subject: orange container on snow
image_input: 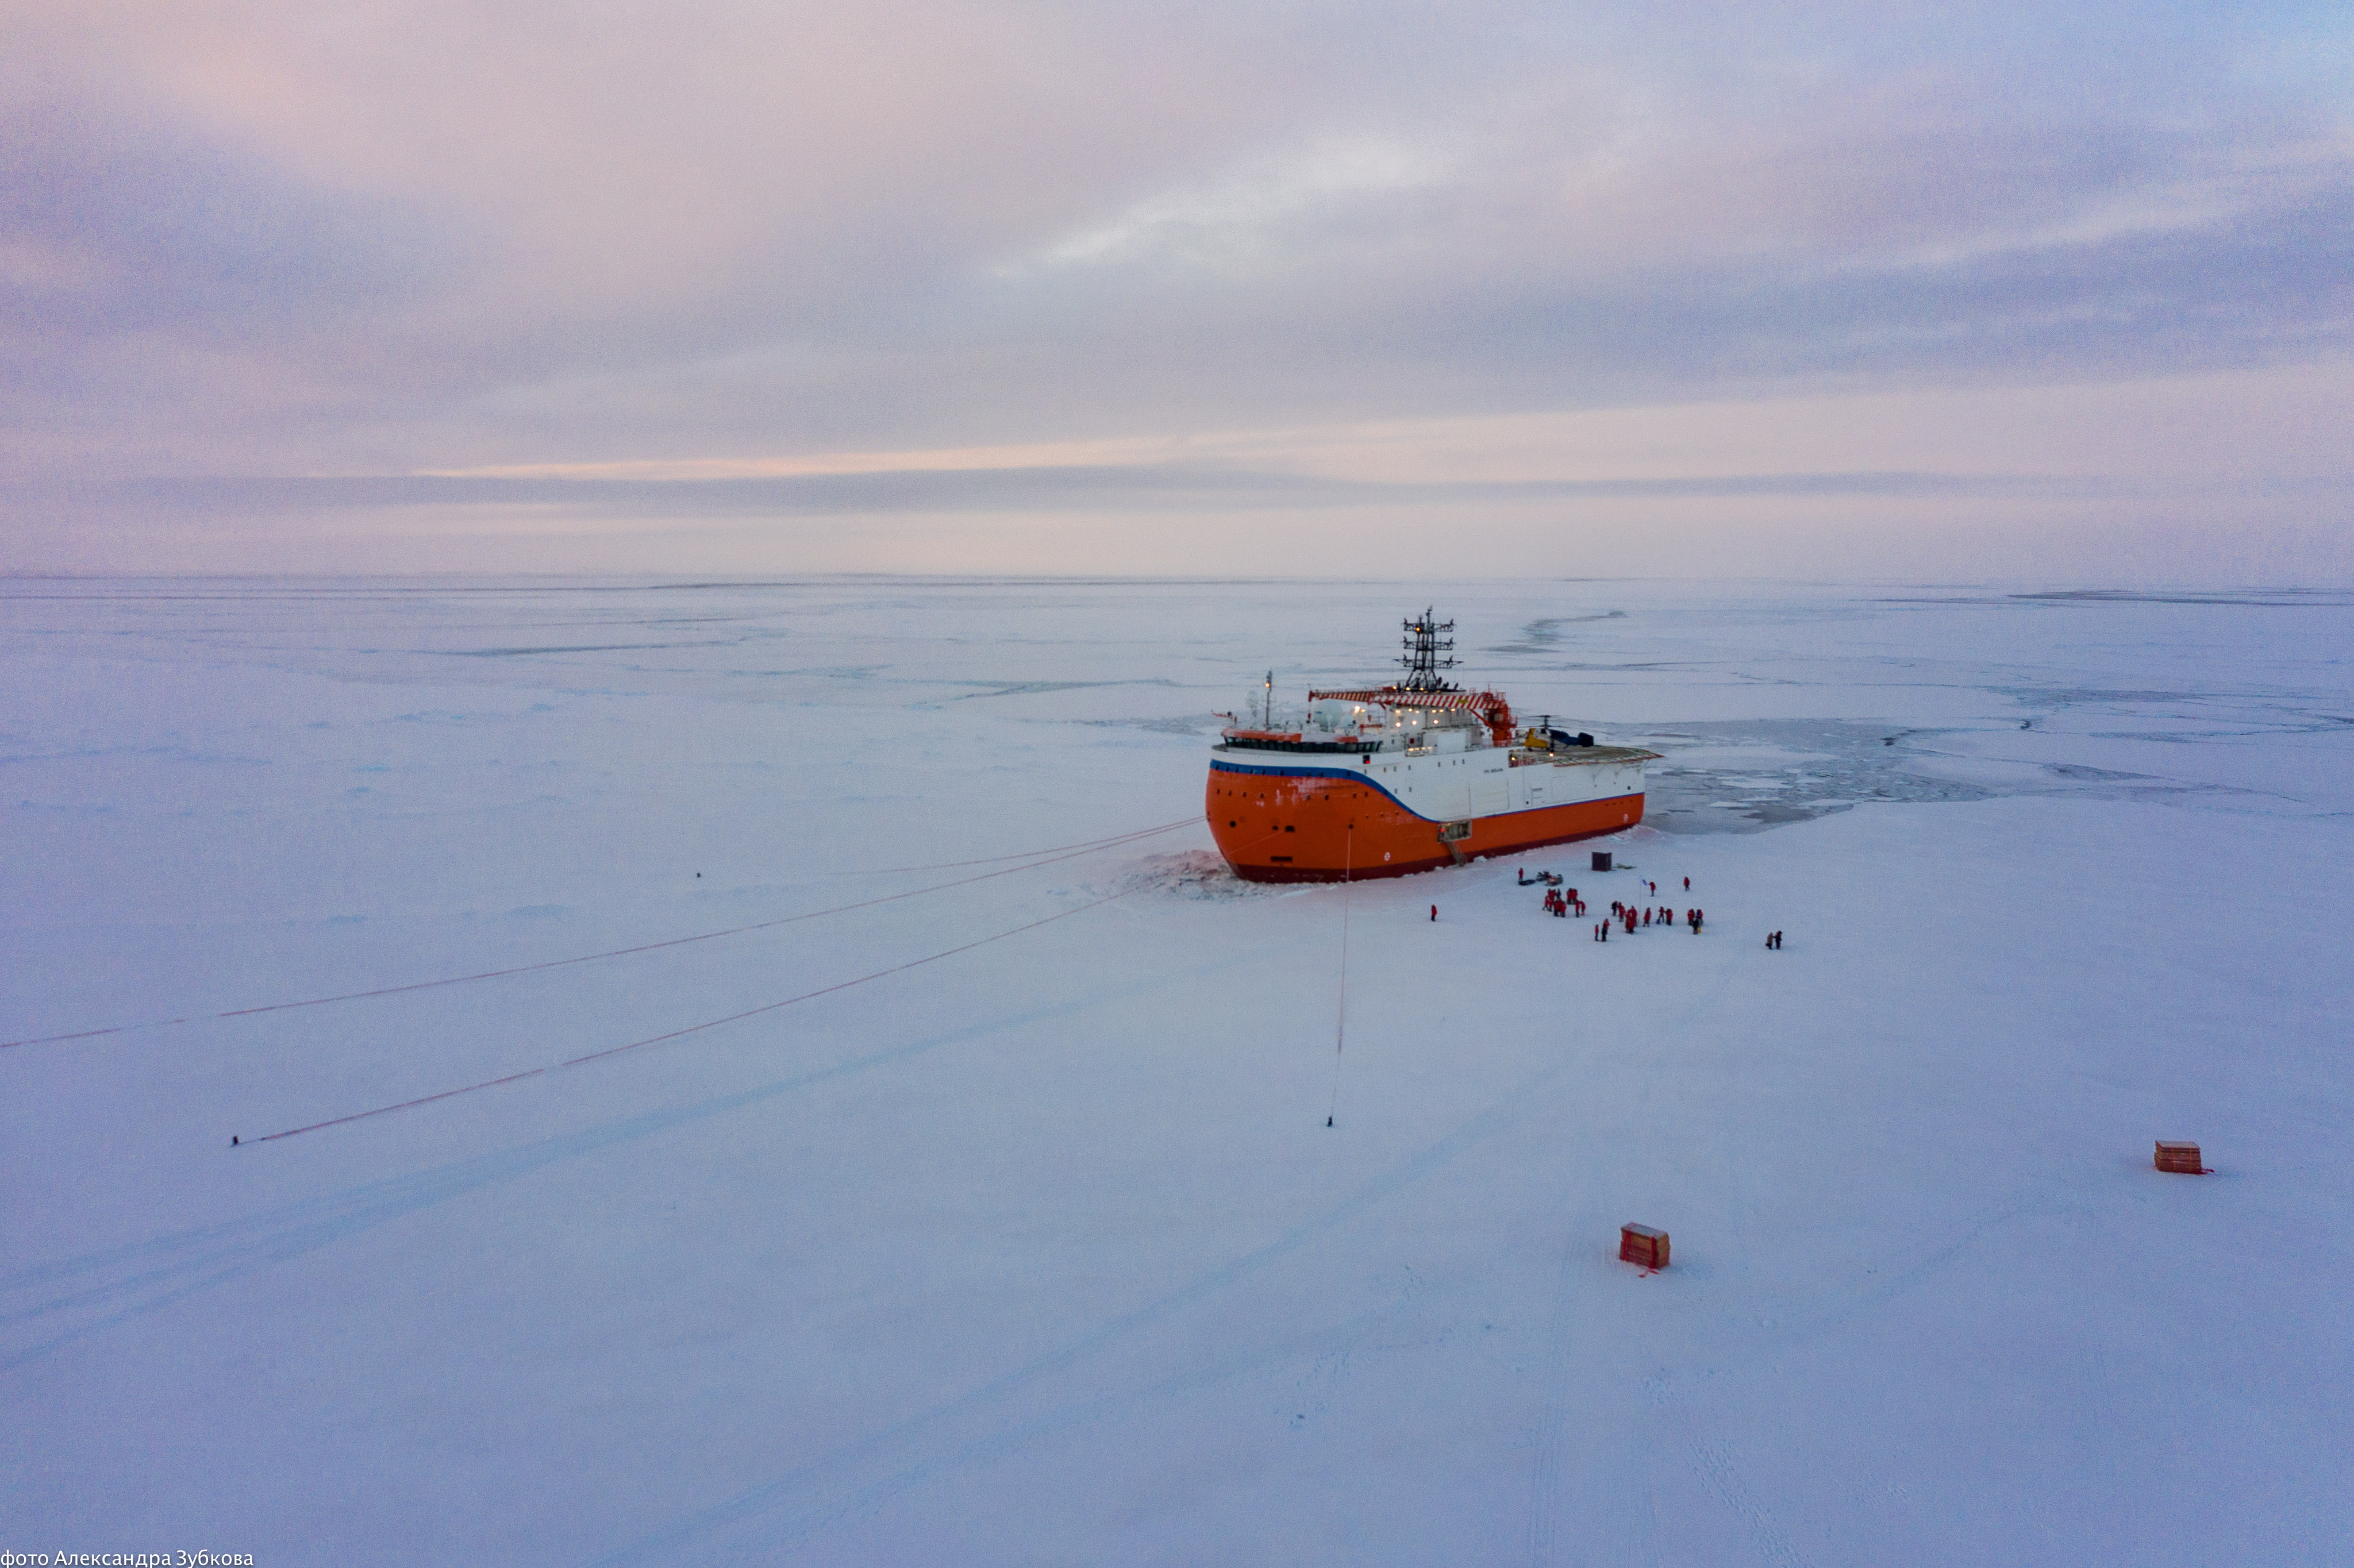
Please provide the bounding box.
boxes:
[1620,1224,1670,1269]
[2155,1141,2206,1174]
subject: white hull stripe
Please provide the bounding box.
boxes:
[1209,756,1640,826]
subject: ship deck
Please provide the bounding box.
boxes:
[1216,741,1661,766]
[1512,745,1661,766]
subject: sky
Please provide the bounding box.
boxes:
[3,1,2350,579]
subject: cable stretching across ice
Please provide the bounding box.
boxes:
[239,820,1290,1146]
[1,818,1201,1051]
[236,881,1151,1145]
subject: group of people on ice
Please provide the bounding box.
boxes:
[1591,899,1703,940]
[1524,861,1784,950]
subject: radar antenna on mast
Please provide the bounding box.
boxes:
[1397,609,1459,692]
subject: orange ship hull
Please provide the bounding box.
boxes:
[1207,759,1643,882]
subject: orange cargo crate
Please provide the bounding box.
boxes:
[1620,1223,1670,1269]
[2155,1141,2206,1175]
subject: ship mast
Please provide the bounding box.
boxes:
[1396,609,1459,693]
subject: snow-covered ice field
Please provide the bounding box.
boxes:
[5,576,2351,1566]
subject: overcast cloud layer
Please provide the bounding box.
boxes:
[3,2,2351,576]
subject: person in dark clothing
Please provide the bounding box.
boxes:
[1683,877,1690,891]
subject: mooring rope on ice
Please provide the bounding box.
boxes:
[235,880,1156,1146]
[1325,826,1353,1128]
[3,816,1202,1052]
[821,823,1194,875]
[235,820,1298,1147]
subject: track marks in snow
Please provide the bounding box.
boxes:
[1521,897,1752,1567]
[1283,1340,1355,1430]
[1688,1439,1815,1568]
[1522,1233,1580,1568]
[1793,1189,2071,1350]
[684,1291,1428,1565]
[0,961,1241,1371]
[590,1050,1612,1564]
[1112,850,1282,903]
[1,1102,731,1372]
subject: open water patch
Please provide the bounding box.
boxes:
[1635,716,2263,834]
[1073,714,1226,737]
[947,679,1182,703]
[446,641,736,657]
[2007,589,2352,608]
[1634,720,1995,834]
[1486,612,1626,657]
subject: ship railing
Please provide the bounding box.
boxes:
[1220,732,1377,754]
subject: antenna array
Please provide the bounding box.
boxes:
[1397,608,1459,692]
